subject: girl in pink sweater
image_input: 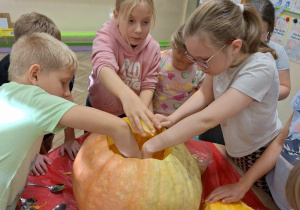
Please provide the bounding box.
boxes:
[87,0,161,136]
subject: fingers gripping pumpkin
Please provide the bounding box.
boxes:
[72,119,202,210]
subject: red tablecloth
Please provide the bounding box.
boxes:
[185,140,269,210]
[20,133,268,210]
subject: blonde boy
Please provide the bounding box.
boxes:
[0,33,140,209]
[0,12,78,176]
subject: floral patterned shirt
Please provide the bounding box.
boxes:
[153,50,205,115]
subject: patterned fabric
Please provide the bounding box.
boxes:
[232,146,270,193]
[282,90,300,165]
[266,90,300,209]
[153,50,205,115]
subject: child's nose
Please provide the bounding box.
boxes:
[135,23,142,33]
[64,88,71,98]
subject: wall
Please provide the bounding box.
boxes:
[276,10,300,125]
[277,61,300,125]
[0,0,188,41]
[185,0,198,21]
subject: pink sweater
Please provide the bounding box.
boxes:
[88,18,161,116]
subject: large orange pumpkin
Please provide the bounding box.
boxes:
[72,120,202,210]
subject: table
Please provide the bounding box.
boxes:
[212,144,279,210]
[20,133,278,210]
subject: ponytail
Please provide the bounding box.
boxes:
[184,0,277,59]
[259,41,278,59]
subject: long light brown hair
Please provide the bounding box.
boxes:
[184,0,277,59]
[286,161,300,210]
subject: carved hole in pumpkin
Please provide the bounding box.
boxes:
[107,131,172,160]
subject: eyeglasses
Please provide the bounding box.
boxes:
[184,39,234,69]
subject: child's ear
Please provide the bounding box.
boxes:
[113,9,119,25]
[230,39,243,56]
[28,64,41,85]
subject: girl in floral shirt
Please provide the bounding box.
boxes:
[153,25,205,115]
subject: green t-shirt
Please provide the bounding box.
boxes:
[0,82,76,209]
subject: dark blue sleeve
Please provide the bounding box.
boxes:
[0,54,10,86]
[69,76,75,91]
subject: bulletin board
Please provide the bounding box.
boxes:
[269,0,300,63]
[270,0,300,14]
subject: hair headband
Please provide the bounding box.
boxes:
[237,4,244,13]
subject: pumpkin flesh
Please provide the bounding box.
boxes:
[204,201,254,210]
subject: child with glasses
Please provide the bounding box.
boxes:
[248,0,290,100]
[152,25,205,116]
[141,0,282,204]
[199,0,291,146]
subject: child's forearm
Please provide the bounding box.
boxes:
[61,106,122,136]
[98,67,133,99]
[148,101,153,113]
[238,139,284,191]
[59,106,140,158]
[139,90,154,108]
[64,127,75,142]
[238,113,292,190]
[142,112,211,158]
[278,69,291,101]
[170,77,213,124]
[170,90,204,123]
[279,84,291,101]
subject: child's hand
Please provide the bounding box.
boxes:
[205,182,248,204]
[121,93,161,136]
[155,114,173,128]
[60,140,81,160]
[30,154,51,176]
[141,142,154,159]
[112,120,141,158]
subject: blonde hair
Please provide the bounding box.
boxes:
[286,161,300,210]
[8,33,77,81]
[171,25,186,54]
[184,0,277,59]
[14,12,61,41]
[115,0,156,26]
